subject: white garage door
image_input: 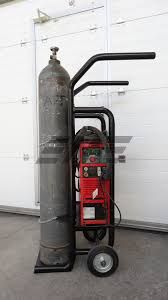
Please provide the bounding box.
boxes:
[108,0,168,227]
[0,6,36,211]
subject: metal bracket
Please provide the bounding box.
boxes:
[90,90,97,96]
[69,0,75,6]
[118,155,126,163]
[89,24,98,32]
[23,154,30,161]
[21,97,28,104]
[20,40,27,47]
[41,36,48,43]
[118,87,126,95]
[34,9,52,24]
[116,17,125,24]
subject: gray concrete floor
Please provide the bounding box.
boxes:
[0,212,168,300]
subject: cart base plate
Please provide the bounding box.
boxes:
[34,252,75,273]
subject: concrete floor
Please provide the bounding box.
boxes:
[0,212,168,300]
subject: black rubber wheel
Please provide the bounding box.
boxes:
[87,245,119,277]
[83,228,107,242]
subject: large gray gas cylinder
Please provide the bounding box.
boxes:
[38,47,72,266]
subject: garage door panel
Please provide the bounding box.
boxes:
[108,88,168,118]
[30,0,104,19]
[0,102,34,156]
[0,20,31,48]
[108,15,168,89]
[35,7,105,40]
[110,0,168,23]
[108,60,163,91]
[0,158,35,209]
[124,137,168,160]
[36,28,107,83]
[115,118,167,138]
[115,160,168,223]
[116,160,168,183]
[115,124,168,159]
[0,1,33,25]
[116,183,168,223]
[0,44,33,99]
[108,88,168,158]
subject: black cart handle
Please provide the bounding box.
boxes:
[74,80,129,96]
[70,52,156,89]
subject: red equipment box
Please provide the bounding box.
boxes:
[79,142,110,226]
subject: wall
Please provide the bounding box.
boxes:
[0,0,167,227]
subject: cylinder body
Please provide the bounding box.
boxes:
[38,55,72,266]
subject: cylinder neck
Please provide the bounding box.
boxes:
[49,46,60,64]
[49,58,60,64]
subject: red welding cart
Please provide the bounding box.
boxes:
[74,123,120,277]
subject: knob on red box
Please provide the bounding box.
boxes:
[90,156,96,163]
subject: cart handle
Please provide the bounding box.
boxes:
[74,80,129,96]
[70,52,156,89]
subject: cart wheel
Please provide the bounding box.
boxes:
[83,228,106,242]
[87,245,119,277]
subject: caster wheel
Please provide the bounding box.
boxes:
[83,228,106,242]
[87,245,119,277]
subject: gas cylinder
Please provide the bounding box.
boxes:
[38,47,73,266]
